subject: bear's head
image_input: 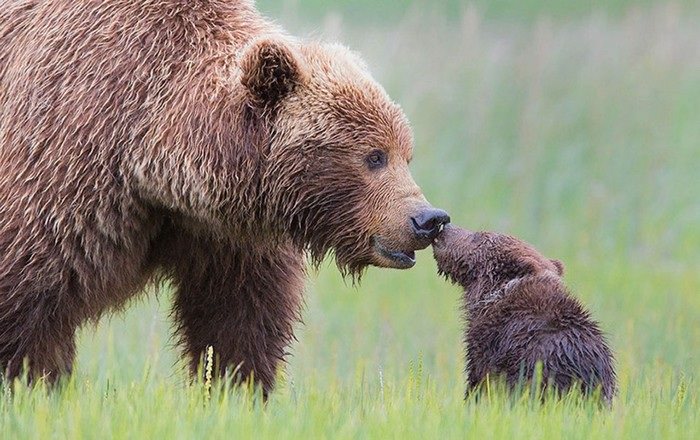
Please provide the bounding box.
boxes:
[239,38,449,276]
[432,226,564,300]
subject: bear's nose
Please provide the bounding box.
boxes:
[411,208,451,240]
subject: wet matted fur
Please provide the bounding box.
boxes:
[433,226,616,404]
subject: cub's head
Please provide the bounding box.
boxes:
[240,37,449,276]
[432,226,564,295]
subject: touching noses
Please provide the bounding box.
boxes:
[411,208,451,240]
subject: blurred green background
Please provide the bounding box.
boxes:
[258,0,700,22]
[4,1,699,438]
[259,0,699,385]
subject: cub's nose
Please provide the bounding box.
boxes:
[411,208,451,240]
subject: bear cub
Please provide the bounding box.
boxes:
[433,226,616,403]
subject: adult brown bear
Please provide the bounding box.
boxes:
[0,1,449,394]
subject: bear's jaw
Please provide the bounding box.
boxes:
[371,236,417,269]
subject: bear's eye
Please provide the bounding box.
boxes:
[365,150,387,170]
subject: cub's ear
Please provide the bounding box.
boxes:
[550,259,565,276]
[240,38,306,108]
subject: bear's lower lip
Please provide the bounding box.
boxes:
[372,238,416,269]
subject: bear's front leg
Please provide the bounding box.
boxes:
[0,284,78,385]
[169,238,305,396]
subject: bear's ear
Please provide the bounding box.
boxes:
[240,37,306,108]
[550,259,565,276]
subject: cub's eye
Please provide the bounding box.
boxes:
[365,149,387,170]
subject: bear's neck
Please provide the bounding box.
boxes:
[465,272,563,317]
[466,276,525,314]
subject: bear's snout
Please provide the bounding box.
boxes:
[432,224,472,250]
[411,208,450,241]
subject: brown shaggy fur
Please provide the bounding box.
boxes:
[0,1,445,393]
[433,226,616,404]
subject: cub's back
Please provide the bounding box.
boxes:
[467,275,616,402]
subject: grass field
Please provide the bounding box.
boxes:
[2,1,699,438]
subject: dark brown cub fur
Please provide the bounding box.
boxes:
[433,226,616,403]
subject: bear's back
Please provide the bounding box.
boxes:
[466,275,616,402]
[0,0,275,163]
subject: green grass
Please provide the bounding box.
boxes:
[2,2,700,438]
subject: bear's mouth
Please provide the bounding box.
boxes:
[372,237,416,269]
